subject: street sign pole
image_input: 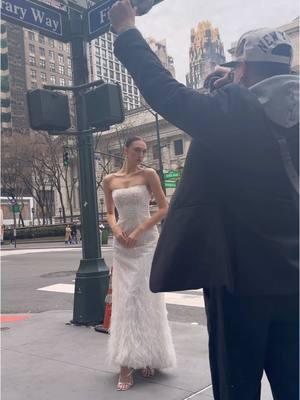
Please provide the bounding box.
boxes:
[69,8,109,325]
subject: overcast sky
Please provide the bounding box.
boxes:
[135,0,299,83]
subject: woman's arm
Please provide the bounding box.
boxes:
[103,176,128,247]
[126,169,168,248]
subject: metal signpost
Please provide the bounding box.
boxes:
[2,0,165,325]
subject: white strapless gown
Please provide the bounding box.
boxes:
[108,185,176,369]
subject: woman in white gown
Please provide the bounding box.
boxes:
[103,136,176,391]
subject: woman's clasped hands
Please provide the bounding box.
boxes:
[112,225,143,248]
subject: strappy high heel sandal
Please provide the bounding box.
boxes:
[141,366,155,378]
[117,367,134,391]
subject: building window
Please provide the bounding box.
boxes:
[115,63,120,71]
[58,42,64,51]
[58,65,64,75]
[50,75,56,84]
[29,56,36,66]
[29,43,35,54]
[68,79,72,86]
[107,32,112,41]
[58,54,64,64]
[103,68,108,77]
[134,87,138,95]
[39,47,45,57]
[39,34,45,44]
[109,70,114,79]
[40,71,47,82]
[67,68,72,77]
[66,44,71,54]
[96,65,101,77]
[152,144,159,160]
[128,77,132,84]
[49,50,55,61]
[174,139,184,156]
[121,65,125,73]
[67,57,72,67]
[128,85,132,94]
[28,31,35,41]
[96,56,101,65]
[109,61,113,69]
[101,38,106,48]
[48,38,55,48]
[102,49,107,58]
[122,74,126,82]
[102,59,107,67]
[95,47,100,55]
[39,59,46,69]
[30,69,36,79]
[122,83,127,92]
[59,77,65,86]
[49,62,55,72]
[31,81,37,89]
[116,72,120,81]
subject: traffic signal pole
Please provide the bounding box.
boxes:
[70,8,109,325]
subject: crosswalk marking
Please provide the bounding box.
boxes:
[1,247,112,257]
[37,283,205,308]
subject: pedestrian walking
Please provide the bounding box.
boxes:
[64,224,72,244]
[109,2,299,399]
[71,223,78,244]
[103,136,176,391]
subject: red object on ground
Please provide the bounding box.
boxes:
[95,269,112,334]
[0,314,31,323]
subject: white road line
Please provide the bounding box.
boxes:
[37,283,204,308]
[37,283,75,294]
[1,247,112,257]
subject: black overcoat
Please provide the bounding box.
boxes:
[114,29,299,295]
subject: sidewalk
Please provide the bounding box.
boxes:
[1,311,273,400]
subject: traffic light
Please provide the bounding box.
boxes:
[27,89,71,131]
[85,83,125,130]
[63,147,69,167]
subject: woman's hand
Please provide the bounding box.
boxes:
[112,225,128,247]
[126,227,143,248]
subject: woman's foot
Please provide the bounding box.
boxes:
[117,367,134,391]
[141,366,155,378]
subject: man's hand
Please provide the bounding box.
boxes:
[109,0,136,34]
[204,67,234,91]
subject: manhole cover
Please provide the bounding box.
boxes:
[41,271,76,278]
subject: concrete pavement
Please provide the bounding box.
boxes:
[1,311,274,400]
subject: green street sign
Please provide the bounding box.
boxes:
[164,181,177,189]
[163,170,181,180]
[12,204,20,213]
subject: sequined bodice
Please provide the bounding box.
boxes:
[112,184,158,245]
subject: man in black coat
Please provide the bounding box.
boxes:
[109,1,299,399]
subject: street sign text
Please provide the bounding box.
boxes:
[1,0,68,40]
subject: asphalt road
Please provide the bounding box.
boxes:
[1,245,207,325]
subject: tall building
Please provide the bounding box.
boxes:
[0,21,11,131]
[88,32,141,111]
[1,21,29,134]
[147,37,176,77]
[186,21,225,90]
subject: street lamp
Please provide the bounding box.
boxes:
[31,207,35,226]
[59,207,62,223]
